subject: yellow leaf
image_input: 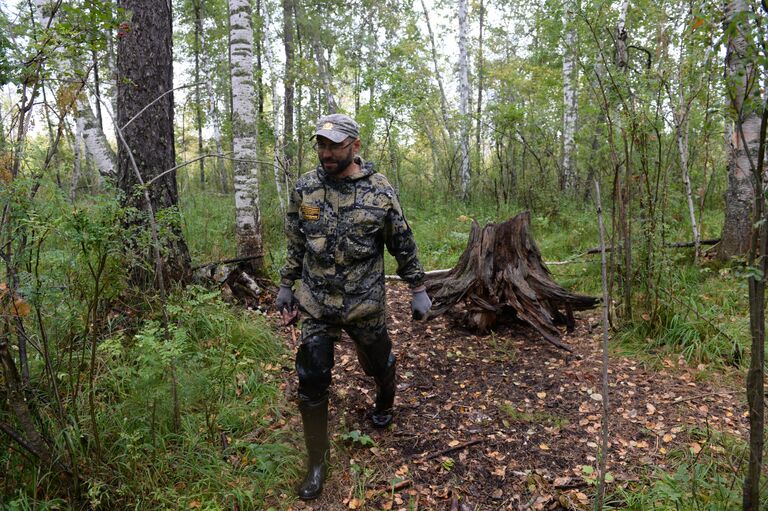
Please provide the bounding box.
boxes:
[348,497,364,509]
[691,16,705,31]
[662,434,674,443]
[448,440,460,447]
[539,443,550,451]
[536,392,547,399]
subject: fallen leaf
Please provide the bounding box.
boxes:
[189,501,201,509]
[539,443,550,451]
[690,442,702,454]
[590,393,603,401]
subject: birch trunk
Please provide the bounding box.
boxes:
[561,0,578,190]
[421,0,452,138]
[77,95,116,178]
[229,0,264,271]
[282,0,295,177]
[36,0,116,179]
[197,6,226,192]
[719,0,760,260]
[70,116,84,203]
[457,0,471,200]
[367,16,378,108]
[313,40,338,113]
[193,0,205,187]
[261,0,285,213]
[671,77,701,260]
[474,0,484,174]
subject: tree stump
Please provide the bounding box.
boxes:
[425,212,598,352]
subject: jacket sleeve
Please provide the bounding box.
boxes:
[279,184,305,287]
[383,187,425,288]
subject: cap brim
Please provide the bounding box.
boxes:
[315,129,348,143]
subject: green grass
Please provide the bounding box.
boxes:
[606,428,747,510]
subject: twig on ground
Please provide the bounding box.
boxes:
[422,438,484,461]
[665,390,738,404]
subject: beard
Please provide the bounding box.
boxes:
[320,150,355,176]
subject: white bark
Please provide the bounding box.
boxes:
[457,0,471,200]
[229,0,263,266]
[77,96,116,178]
[313,40,338,113]
[616,0,629,69]
[720,0,761,258]
[37,0,116,180]
[562,0,578,190]
[261,1,285,213]
[421,0,452,138]
[70,116,84,202]
[198,7,226,191]
[668,43,701,261]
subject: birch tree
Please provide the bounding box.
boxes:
[229,0,264,271]
[457,0,471,200]
[474,0,485,174]
[665,41,703,260]
[420,0,452,138]
[561,0,578,190]
[261,0,285,213]
[77,94,115,179]
[283,0,295,176]
[34,0,116,180]
[719,0,761,260]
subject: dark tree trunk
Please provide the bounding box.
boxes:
[425,212,598,352]
[117,0,191,286]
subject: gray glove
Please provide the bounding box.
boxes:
[276,285,295,312]
[411,288,432,320]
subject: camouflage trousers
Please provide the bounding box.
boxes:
[296,313,394,405]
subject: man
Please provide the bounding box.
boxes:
[277,113,432,500]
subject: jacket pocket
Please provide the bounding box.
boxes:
[345,208,385,261]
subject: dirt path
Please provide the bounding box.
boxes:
[276,282,747,510]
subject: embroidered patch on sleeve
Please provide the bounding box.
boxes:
[300,205,321,221]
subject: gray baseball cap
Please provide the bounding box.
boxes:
[315,114,359,143]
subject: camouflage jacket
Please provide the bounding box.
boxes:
[280,160,425,322]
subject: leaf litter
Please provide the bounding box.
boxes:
[268,283,747,510]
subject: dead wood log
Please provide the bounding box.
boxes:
[425,212,598,352]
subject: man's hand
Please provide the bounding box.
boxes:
[276,285,295,312]
[411,287,432,320]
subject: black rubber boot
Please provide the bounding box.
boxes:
[370,358,396,428]
[298,399,330,500]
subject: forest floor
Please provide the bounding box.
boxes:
[264,282,747,511]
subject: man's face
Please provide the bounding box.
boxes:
[316,136,357,175]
